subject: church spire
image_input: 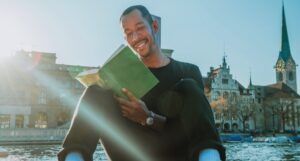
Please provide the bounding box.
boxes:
[248,70,254,89]
[222,52,227,68]
[274,2,298,92]
[279,3,291,62]
[249,72,253,87]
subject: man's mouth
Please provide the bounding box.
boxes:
[134,40,147,51]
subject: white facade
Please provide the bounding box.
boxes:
[206,56,257,132]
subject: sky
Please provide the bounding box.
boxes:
[0,0,299,92]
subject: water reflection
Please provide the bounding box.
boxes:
[0,143,299,161]
[0,145,107,161]
[225,142,300,161]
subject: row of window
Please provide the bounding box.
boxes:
[0,111,69,128]
[278,71,294,81]
[0,113,47,129]
[0,115,25,128]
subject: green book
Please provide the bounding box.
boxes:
[76,44,159,99]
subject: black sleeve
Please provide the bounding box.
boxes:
[174,78,226,161]
[57,85,101,161]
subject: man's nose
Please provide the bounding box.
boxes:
[132,32,139,43]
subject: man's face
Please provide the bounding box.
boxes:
[121,10,156,58]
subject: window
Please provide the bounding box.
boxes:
[38,88,47,104]
[258,98,261,103]
[35,112,48,128]
[15,115,24,128]
[278,72,283,81]
[215,91,221,100]
[232,93,237,102]
[0,115,10,128]
[297,106,300,126]
[222,79,228,84]
[289,72,294,81]
[223,92,229,99]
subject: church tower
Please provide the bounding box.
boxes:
[275,4,297,92]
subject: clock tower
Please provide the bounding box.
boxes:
[275,4,297,92]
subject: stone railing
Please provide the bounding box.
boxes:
[0,128,68,142]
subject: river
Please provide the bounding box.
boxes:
[0,142,299,161]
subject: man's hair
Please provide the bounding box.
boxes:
[120,5,153,25]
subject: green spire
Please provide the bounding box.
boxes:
[222,53,227,68]
[248,70,254,89]
[279,3,291,62]
[249,74,252,87]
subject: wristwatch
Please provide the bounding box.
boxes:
[146,111,154,126]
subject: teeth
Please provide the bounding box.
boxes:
[135,40,146,48]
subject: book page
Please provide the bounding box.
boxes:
[99,45,158,99]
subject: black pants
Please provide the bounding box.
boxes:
[57,79,225,161]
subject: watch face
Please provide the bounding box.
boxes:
[146,117,154,125]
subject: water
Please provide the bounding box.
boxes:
[0,143,299,161]
[0,145,107,161]
[226,142,300,161]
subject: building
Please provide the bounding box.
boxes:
[252,83,300,132]
[0,50,96,128]
[204,56,262,132]
[203,4,299,133]
[274,6,297,93]
[251,5,300,132]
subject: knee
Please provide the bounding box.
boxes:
[174,78,203,95]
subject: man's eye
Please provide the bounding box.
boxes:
[126,32,133,38]
[137,26,145,31]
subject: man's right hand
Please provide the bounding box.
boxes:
[114,88,150,126]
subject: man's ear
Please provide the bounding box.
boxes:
[152,20,159,33]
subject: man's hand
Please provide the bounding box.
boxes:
[114,88,150,125]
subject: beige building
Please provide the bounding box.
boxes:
[0,50,95,128]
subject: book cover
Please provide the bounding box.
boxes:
[76,44,159,99]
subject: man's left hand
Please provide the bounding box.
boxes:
[114,88,150,125]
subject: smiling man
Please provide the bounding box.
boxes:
[58,5,225,161]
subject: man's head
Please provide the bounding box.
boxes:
[120,5,159,58]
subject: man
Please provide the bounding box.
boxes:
[58,5,225,161]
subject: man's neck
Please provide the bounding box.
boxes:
[141,50,170,68]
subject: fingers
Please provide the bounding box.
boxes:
[120,105,131,114]
[122,88,138,102]
[121,109,129,117]
[114,95,132,107]
[120,105,134,121]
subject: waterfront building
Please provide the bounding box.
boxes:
[251,5,300,132]
[274,6,297,93]
[204,4,300,133]
[252,83,300,132]
[203,56,263,132]
[0,50,96,128]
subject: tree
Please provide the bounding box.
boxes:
[264,98,296,132]
[235,99,258,133]
[210,96,228,132]
[211,94,258,133]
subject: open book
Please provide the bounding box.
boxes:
[76,44,159,99]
